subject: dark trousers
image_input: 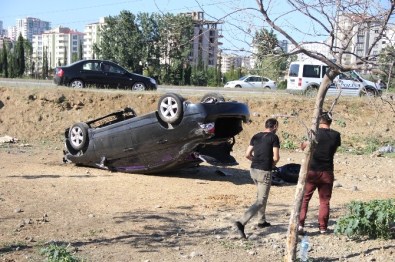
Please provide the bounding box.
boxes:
[299,170,334,230]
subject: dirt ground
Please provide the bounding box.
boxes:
[0,86,394,262]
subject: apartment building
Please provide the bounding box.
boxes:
[220,53,242,73]
[335,13,395,67]
[32,26,84,69]
[186,11,223,67]
[0,20,5,37]
[288,41,332,62]
[83,17,106,60]
[220,53,252,73]
[10,17,51,42]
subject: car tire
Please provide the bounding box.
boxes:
[68,122,89,151]
[70,79,84,88]
[158,93,184,124]
[361,86,377,97]
[132,82,146,91]
[264,86,271,89]
[235,85,242,88]
[201,93,225,103]
[305,86,318,97]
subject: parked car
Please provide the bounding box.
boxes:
[63,92,250,174]
[224,75,277,89]
[286,60,382,96]
[54,59,157,90]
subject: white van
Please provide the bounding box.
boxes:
[286,60,382,96]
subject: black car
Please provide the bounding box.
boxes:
[63,93,250,174]
[54,59,157,90]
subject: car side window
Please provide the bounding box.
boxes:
[255,77,262,82]
[303,65,321,78]
[82,62,100,71]
[109,65,124,74]
[245,77,252,82]
[101,63,111,72]
[289,64,299,77]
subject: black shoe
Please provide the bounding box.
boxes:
[257,221,271,228]
[235,221,246,239]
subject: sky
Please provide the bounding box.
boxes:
[0,0,329,53]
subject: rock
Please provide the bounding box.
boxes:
[0,135,18,144]
[333,182,342,188]
[248,250,257,255]
[88,214,95,218]
[14,208,23,213]
[352,185,359,191]
[190,251,202,257]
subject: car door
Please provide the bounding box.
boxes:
[101,62,131,88]
[251,76,263,88]
[243,76,257,88]
[80,61,107,86]
[330,73,362,96]
[261,77,269,88]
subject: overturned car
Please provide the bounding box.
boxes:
[63,92,250,173]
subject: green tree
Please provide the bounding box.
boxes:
[42,47,49,78]
[252,28,288,81]
[0,42,5,77]
[63,47,67,65]
[15,33,25,77]
[378,46,395,88]
[8,50,16,78]
[78,42,83,60]
[137,12,161,77]
[157,13,193,84]
[94,11,144,73]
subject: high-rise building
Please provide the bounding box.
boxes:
[32,26,84,70]
[334,13,395,68]
[14,17,50,42]
[288,41,332,62]
[186,11,223,67]
[83,17,106,60]
[0,20,3,36]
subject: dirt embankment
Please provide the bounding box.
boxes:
[1,86,394,150]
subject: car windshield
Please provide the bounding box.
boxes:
[239,76,248,81]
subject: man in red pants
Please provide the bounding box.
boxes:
[299,112,341,234]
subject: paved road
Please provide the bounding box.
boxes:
[0,78,286,96]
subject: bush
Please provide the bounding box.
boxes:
[277,80,287,90]
[334,199,395,239]
[40,243,81,262]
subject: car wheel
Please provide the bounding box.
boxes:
[235,85,242,88]
[70,79,84,88]
[132,82,146,91]
[201,92,225,103]
[68,122,89,151]
[361,87,377,97]
[264,86,271,90]
[158,93,184,124]
[305,86,317,97]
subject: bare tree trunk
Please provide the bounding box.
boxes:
[284,76,333,261]
[386,61,394,94]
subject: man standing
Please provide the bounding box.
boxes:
[298,112,341,234]
[235,118,280,239]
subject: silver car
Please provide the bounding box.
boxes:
[224,75,277,89]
